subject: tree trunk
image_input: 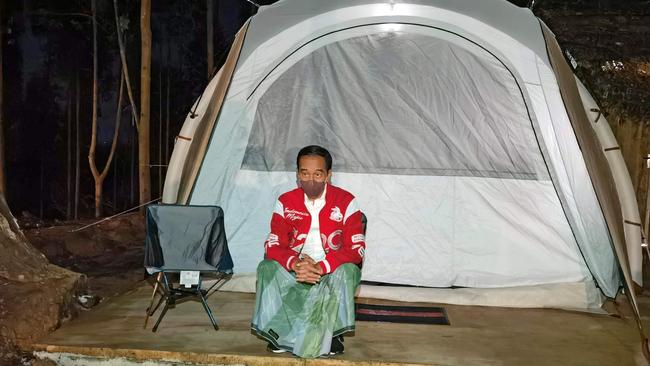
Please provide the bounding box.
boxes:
[75,71,80,220]
[39,160,43,219]
[113,137,118,212]
[101,72,124,209]
[89,63,125,218]
[158,57,162,196]
[139,0,152,209]
[89,0,125,218]
[0,192,86,353]
[93,180,102,218]
[113,0,139,130]
[130,123,135,206]
[88,0,101,218]
[165,49,170,165]
[67,88,72,220]
[0,1,5,196]
[207,0,214,79]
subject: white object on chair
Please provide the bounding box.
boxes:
[181,271,200,288]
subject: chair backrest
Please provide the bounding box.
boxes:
[144,204,233,273]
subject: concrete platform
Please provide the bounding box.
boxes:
[32,284,649,365]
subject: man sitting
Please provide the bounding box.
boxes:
[251,145,366,358]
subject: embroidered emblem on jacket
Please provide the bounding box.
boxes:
[329,206,343,222]
[327,230,343,250]
[284,208,308,221]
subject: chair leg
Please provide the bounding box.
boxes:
[152,290,176,333]
[143,272,163,329]
[149,273,221,332]
[199,293,219,331]
[147,292,166,319]
[151,303,170,332]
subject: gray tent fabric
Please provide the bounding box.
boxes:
[242,32,549,181]
[144,204,234,273]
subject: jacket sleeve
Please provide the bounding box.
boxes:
[264,200,298,271]
[319,201,365,274]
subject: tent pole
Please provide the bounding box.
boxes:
[642,154,650,286]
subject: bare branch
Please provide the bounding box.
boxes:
[100,69,124,180]
[113,0,140,131]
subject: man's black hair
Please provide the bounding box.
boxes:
[296,145,332,171]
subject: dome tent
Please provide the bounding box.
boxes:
[162,0,646,345]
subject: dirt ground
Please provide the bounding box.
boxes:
[24,212,147,302]
[0,212,146,365]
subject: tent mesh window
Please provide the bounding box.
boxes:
[242,32,549,181]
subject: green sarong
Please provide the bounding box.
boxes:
[251,259,361,358]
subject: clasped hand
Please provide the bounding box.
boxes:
[292,255,323,284]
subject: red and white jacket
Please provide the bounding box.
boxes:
[264,183,366,274]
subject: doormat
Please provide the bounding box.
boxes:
[355,303,450,325]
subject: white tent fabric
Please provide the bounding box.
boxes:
[163,0,643,307]
[210,273,605,310]
[199,28,594,290]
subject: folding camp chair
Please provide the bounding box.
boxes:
[142,204,234,332]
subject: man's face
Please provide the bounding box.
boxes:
[297,155,331,183]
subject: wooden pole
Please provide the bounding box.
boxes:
[139,0,152,209]
[207,0,214,79]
